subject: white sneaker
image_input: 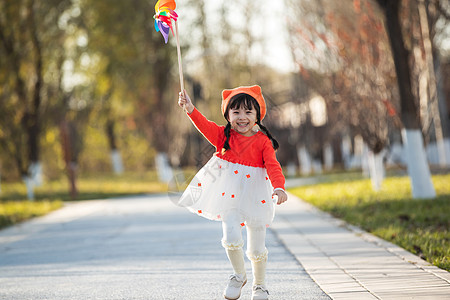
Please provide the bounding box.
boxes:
[223,274,247,300]
[252,285,269,300]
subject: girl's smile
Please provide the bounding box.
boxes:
[228,106,257,137]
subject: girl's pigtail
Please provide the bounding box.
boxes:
[222,122,232,154]
[257,121,279,150]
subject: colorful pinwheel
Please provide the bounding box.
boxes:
[154,0,178,44]
[153,0,185,97]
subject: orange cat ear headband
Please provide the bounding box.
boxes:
[221,85,267,120]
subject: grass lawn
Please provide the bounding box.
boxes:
[288,173,450,272]
[0,172,168,229]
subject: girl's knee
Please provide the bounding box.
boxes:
[246,248,268,262]
[247,224,266,253]
[222,218,243,250]
[222,224,244,250]
[221,238,244,250]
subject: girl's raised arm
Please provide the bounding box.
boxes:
[179,90,223,148]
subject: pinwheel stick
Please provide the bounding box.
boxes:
[174,21,184,92]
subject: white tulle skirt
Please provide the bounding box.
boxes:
[177,156,275,227]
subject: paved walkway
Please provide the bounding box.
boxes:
[0,195,328,300]
[273,192,450,299]
[0,192,449,299]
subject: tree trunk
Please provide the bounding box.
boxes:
[377,0,435,198]
[368,150,385,191]
[402,129,436,198]
[60,120,78,199]
[155,152,174,183]
[106,120,124,174]
[383,2,419,129]
[341,134,352,169]
[16,3,44,200]
[362,143,370,177]
[26,3,42,162]
[434,54,450,166]
[417,0,447,166]
[323,142,334,171]
[297,145,312,175]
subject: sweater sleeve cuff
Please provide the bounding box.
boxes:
[187,107,197,116]
[273,187,285,192]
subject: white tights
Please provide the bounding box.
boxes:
[221,212,268,285]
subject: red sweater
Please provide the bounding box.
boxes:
[188,108,285,190]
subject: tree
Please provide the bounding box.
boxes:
[78,0,178,181]
[285,0,399,188]
[286,0,441,197]
[0,0,72,198]
[376,0,436,198]
[412,0,449,166]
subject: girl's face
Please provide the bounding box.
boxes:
[228,105,258,137]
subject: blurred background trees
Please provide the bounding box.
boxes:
[0,0,73,198]
[284,0,449,196]
[0,0,448,199]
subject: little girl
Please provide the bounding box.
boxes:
[178,85,287,300]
